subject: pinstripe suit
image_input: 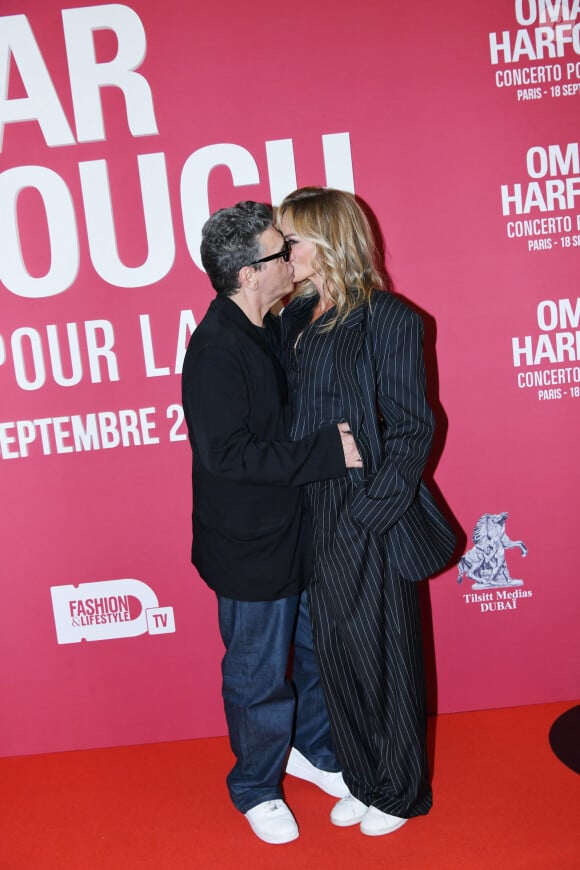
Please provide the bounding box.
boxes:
[282,289,455,818]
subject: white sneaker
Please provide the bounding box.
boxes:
[244,799,299,844]
[286,747,349,798]
[330,794,369,827]
[360,806,408,837]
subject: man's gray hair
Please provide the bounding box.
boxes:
[200,201,273,295]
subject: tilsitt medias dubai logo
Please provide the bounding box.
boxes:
[50,578,175,643]
[457,512,532,612]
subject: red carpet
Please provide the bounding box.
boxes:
[1,701,578,869]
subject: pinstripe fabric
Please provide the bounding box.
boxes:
[282,290,454,817]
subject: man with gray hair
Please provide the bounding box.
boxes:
[182,202,361,844]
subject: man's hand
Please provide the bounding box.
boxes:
[337,422,363,468]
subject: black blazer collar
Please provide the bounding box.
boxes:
[212,292,283,363]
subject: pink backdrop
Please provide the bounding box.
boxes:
[1,0,578,757]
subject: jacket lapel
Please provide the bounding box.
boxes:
[333,307,366,439]
[333,305,385,470]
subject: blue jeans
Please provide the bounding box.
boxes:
[217,590,339,813]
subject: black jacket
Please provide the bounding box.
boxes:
[181,293,346,600]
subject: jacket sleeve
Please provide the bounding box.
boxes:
[183,344,346,486]
[350,301,435,533]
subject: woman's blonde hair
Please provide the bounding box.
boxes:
[277,187,386,328]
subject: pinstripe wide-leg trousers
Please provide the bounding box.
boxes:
[306,476,432,818]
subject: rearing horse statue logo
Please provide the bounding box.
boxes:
[458,512,528,590]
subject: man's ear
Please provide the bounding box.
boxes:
[238,265,258,291]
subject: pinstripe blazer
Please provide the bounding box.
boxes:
[284,289,455,582]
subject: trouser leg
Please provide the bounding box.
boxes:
[292,590,340,772]
[308,575,432,818]
[307,582,379,797]
[217,594,299,813]
[369,569,432,816]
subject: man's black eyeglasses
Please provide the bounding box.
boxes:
[249,239,291,266]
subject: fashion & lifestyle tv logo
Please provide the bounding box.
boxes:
[50,578,175,643]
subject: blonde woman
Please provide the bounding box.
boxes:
[278,188,455,837]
